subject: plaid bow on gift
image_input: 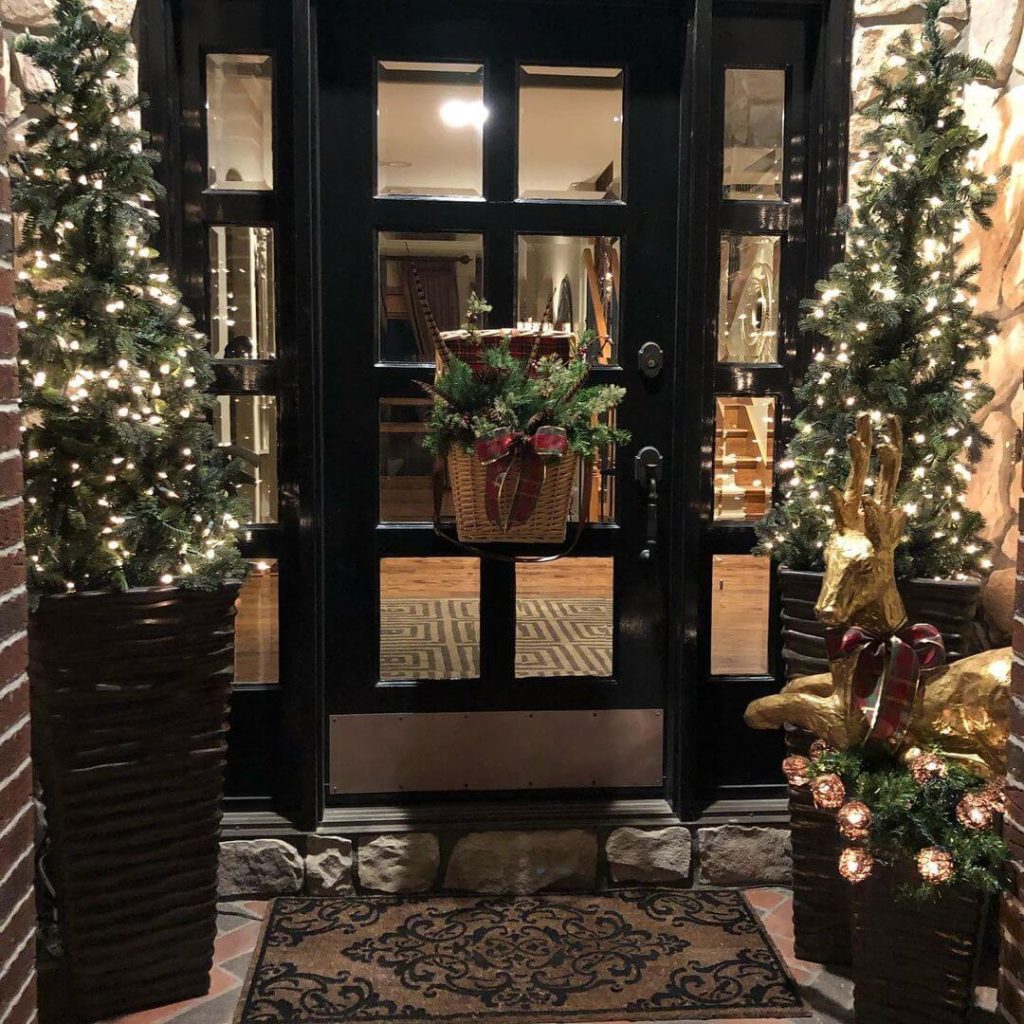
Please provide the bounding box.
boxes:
[474,425,569,532]
[825,623,946,748]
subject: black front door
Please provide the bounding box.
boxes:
[317,0,683,805]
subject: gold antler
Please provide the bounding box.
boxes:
[829,412,871,530]
[875,415,903,510]
[863,415,906,551]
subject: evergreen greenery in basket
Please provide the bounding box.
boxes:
[14,0,247,595]
[422,331,630,459]
[787,745,1009,900]
[755,0,1003,580]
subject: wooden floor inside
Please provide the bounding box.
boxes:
[234,555,771,682]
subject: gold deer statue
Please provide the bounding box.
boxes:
[745,413,1011,778]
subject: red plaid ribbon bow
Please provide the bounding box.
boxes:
[825,622,946,748]
[475,425,569,531]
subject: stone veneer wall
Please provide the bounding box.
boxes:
[850,0,1024,637]
[215,825,794,898]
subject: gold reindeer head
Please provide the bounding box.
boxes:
[815,414,907,632]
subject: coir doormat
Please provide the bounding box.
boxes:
[235,889,808,1023]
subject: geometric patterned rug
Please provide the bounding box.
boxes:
[236,890,808,1023]
[380,598,612,680]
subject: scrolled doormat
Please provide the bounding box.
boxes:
[236,889,808,1023]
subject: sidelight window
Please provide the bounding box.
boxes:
[717,234,781,364]
[206,54,274,192]
[722,68,785,200]
[209,226,277,359]
[710,555,770,675]
[713,396,776,522]
[201,50,282,687]
[236,559,279,683]
[213,395,279,524]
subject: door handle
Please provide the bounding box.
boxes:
[634,446,663,562]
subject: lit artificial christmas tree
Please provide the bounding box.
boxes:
[755,0,1002,580]
[14,0,246,593]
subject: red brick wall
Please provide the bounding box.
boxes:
[0,55,34,1024]
[1001,494,1024,1020]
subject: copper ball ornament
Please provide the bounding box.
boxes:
[908,752,947,785]
[811,773,846,810]
[782,755,811,787]
[956,793,994,830]
[838,846,874,883]
[916,846,955,885]
[809,739,835,759]
[837,800,872,840]
[981,782,1006,814]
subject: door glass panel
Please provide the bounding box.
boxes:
[380,397,453,523]
[209,226,276,359]
[711,554,770,675]
[206,54,274,192]
[235,559,279,683]
[380,557,480,680]
[564,411,618,525]
[518,66,623,201]
[378,231,483,362]
[213,395,278,523]
[723,68,785,200]
[516,559,613,678]
[714,396,775,522]
[717,234,780,364]
[517,234,620,364]
[377,62,485,198]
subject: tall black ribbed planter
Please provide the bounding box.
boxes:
[785,727,851,966]
[30,585,239,1021]
[852,865,987,1024]
[779,567,982,679]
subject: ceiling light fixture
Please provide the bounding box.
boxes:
[439,99,488,130]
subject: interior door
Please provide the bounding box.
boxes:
[317,0,683,802]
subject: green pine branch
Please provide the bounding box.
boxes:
[15,0,247,594]
[755,0,1002,579]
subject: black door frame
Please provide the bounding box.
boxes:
[140,0,852,834]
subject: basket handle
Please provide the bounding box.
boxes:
[431,455,594,564]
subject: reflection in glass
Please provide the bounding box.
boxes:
[718,235,780,363]
[206,54,274,192]
[723,68,785,200]
[379,398,454,523]
[519,66,623,201]
[235,559,279,683]
[711,555,770,675]
[517,235,620,364]
[573,409,617,525]
[213,395,278,523]
[378,232,483,362]
[516,559,613,678]
[377,62,485,198]
[714,396,775,522]
[380,557,480,679]
[210,226,276,359]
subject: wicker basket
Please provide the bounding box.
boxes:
[447,446,579,543]
[438,329,574,374]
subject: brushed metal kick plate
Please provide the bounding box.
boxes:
[329,709,664,795]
